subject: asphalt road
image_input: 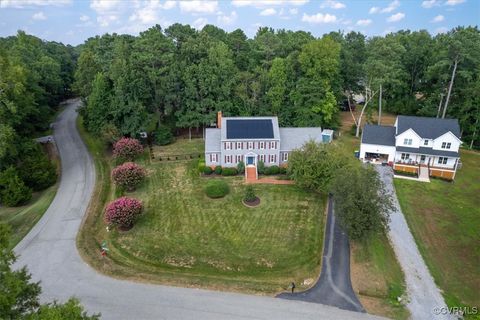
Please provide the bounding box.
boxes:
[277,196,364,313]
[13,100,383,320]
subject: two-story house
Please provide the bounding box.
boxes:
[359,116,461,180]
[205,112,333,180]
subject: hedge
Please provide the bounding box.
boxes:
[264,165,280,175]
[214,166,222,175]
[222,168,238,176]
[205,180,229,198]
[203,166,213,175]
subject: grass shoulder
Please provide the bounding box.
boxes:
[394,148,479,310]
[77,119,326,294]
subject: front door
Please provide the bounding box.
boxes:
[247,156,255,165]
[420,155,426,164]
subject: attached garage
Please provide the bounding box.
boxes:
[359,125,396,164]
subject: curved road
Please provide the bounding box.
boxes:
[14,100,382,320]
[277,196,364,313]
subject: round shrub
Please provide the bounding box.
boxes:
[257,161,265,174]
[111,162,146,191]
[214,166,222,175]
[154,125,174,146]
[244,185,256,202]
[205,180,229,199]
[113,137,144,161]
[237,161,245,174]
[203,166,213,175]
[279,166,287,174]
[104,197,143,229]
[265,165,280,175]
[198,159,206,173]
[221,168,238,176]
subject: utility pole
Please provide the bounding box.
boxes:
[436,93,444,118]
[442,57,459,119]
[378,84,382,125]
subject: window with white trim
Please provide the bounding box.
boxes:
[225,155,232,164]
[236,155,242,163]
[260,154,265,162]
[248,141,253,150]
[236,142,242,150]
[441,142,446,149]
[225,142,231,150]
[282,152,288,161]
[446,142,451,149]
[210,154,218,163]
[259,141,264,149]
[401,153,410,160]
[424,140,429,146]
[403,138,412,146]
[269,154,276,163]
[438,157,448,164]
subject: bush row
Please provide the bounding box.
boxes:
[199,160,287,176]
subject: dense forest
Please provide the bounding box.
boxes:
[1,24,479,207]
[0,31,77,206]
[75,24,480,148]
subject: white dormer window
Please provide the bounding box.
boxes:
[424,140,429,146]
[403,138,412,146]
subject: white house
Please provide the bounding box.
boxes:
[359,116,461,180]
[205,112,333,180]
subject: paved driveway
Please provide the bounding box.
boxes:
[376,166,452,320]
[13,100,383,320]
[277,196,364,313]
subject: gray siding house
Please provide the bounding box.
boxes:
[205,112,332,173]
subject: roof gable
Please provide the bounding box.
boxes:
[396,116,461,139]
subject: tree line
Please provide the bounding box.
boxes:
[75,24,480,148]
[0,31,77,206]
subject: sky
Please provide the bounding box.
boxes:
[0,0,478,45]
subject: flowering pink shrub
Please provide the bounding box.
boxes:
[111,162,146,191]
[104,197,143,228]
[113,137,144,161]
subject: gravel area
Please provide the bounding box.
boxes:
[375,166,453,320]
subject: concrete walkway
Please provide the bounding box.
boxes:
[277,196,364,313]
[376,166,452,320]
[13,99,383,320]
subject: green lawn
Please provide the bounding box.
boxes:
[394,149,480,309]
[0,185,57,249]
[78,119,326,294]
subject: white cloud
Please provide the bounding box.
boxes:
[32,11,47,20]
[289,8,298,14]
[0,0,71,8]
[217,11,237,25]
[370,0,400,14]
[387,12,405,22]
[431,14,444,22]
[356,19,372,26]
[90,0,120,13]
[179,1,218,13]
[445,0,465,5]
[435,27,448,34]
[302,12,337,24]
[80,15,90,22]
[192,17,208,29]
[320,0,345,9]
[381,0,400,13]
[421,0,439,8]
[260,8,276,16]
[162,0,177,9]
[231,0,308,8]
[90,0,124,27]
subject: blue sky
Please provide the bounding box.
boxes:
[0,0,478,45]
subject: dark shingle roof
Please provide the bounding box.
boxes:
[396,116,461,139]
[396,146,459,157]
[361,125,396,146]
[226,119,274,139]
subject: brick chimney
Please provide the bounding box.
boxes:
[217,111,222,128]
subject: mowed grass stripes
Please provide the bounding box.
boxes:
[106,157,325,293]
